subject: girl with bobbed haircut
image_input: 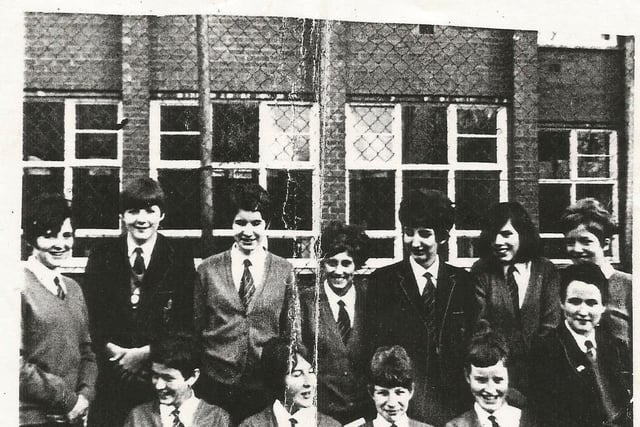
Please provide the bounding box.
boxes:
[471,201,560,398]
[368,345,415,392]
[560,197,631,344]
[320,221,370,269]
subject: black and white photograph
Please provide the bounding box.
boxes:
[6,1,638,426]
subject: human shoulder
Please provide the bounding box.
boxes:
[195,399,232,424]
[238,406,273,427]
[409,417,436,427]
[197,250,230,271]
[265,251,294,271]
[368,260,405,281]
[318,411,342,427]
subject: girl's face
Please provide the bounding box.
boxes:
[284,354,316,412]
[492,219,520,264]
[565,224,608,267]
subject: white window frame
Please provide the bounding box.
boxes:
[538,128,619,264]
[22,98,124,272]
[345,102,509,269]
[150,99,321,268]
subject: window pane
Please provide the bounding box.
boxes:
[403,170,448,196]
[578,131,609,155]
[265,105,311,162]
[455,171,499,230]
[161,106,199,131]
[72,167,120,229]
[76,133,118,159]
[158,169,201,229]
[457,108,497,134]
[352,135,395,163]
[348,106,396,165]
[349,170,395,230]
[366,238,395,258]
[211,169,259,229]
[578,156,610,178]
[457,236,481,258]
[541,238,567,259]
[212,103,259,162]
[76,104,118,130]
[457,137,497,162]
[402,104,447,164]
[22,168,64,228]
[268,237,314,258]
[538,130,570,179]
[210,237,235,258]
[539,183,570,233]
[74,236,118,258]
[267,170,312,231]
[576,184,613,212]
[23,102,65,161]
[352,106,394,134]
[160,135,200,160]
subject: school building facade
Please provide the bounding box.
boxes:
[22,13,634,274]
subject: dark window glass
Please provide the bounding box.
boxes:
[160,135,200,160]
[267,170,313,231]
[76,104,118,130]
[158,169,202,229]
[23,102,65,161]
[208,237,236,258]
[212,103,259,162]
[211,169,259,229]
[269,237,314,258]
[402,170,448,197]
[578,131,609,155]
[576,184,613,212]
[366,238,395,258]
[161,106,199,131]
[538,184,570,233]
[72,167,120,229]
[76,134,118,159]
[455,171,499,230]
[457,137,497,162]
[578,157,610,178]
[541,238,567,259]
[22,168,64,228]
[402,104,447,164]
[349,170,395,230]
[457,108,497,134]
[457,236,481,258]
[73,236,118,258]
[538,130,570,179]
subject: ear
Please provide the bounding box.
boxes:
[465,371,471,385]
[408,383,415,399]
[186,368,200,387]
[602,237,611,252]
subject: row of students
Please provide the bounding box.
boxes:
[19,179,631,426]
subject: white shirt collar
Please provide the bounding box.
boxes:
[273,400,318,427]
[159,394,200,427]
[372,413,410,427]
[25,256,66,296]
[503,261,532,308]
[473,402,521,427]
[600,262,615,279]
[127,233,158,268]
[565,320,597,353]
[230,243,267,292]
[409,255,439,295]
[323,281,356,327]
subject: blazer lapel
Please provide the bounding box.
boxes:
[142,234,174,289]
[397,261,430,328]
[520,261,542,344]
[558,323,592,381]
[317,290,345,348]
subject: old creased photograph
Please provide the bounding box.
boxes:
[15,3,635,427]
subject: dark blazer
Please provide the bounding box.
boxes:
[363,418,433,427]
[472,257,561,394]
[123,399,232,427]
[194,249,297,390]
[84,234,195,427]
[239,405,340,427]
[528,322,632,427]
[299,282,371,424]
[445,408,537,427]
[365,259,477,425]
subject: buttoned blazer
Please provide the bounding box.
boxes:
[299,283,370,423]
[85,234,196,352]
[365,260,477,422]
[194,249,297,388]
[528,322,632,427]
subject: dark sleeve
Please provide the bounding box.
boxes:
[471,263,491,325]
[528,335,563,427]
[75,290,97,402]
[363,270,382,358]
[171,240,196,332]
[83,243,109,352]
[193,265,208,335]
[538,259,561,333]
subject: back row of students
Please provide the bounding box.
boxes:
[19,179,631,427]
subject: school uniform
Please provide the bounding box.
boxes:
[84,233,196,427]
[362,413,433,427]
[445,403,537,427]
[239,401,340,427]
[123,396,232,427]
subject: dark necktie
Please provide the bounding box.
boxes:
[289,417,298,427]
[53,276,65,300]
[488,414,500,427]
[422,272,436,338]
[171,408,185,427]
[506,265,520,315]
[239,259,255,308]
[337,300,351,344]
[132,247,145,276]
[585,340,617,420]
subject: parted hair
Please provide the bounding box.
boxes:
[560,198,616,245]
[320,221,370,268]
[464,320,510,374]
[24,193,72,247]
[398,189,455,242]
[120,177,166,213]
[559,263,609,304]
[477,202,540,263]
[368,345,414,391]
[150,332,202,380]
